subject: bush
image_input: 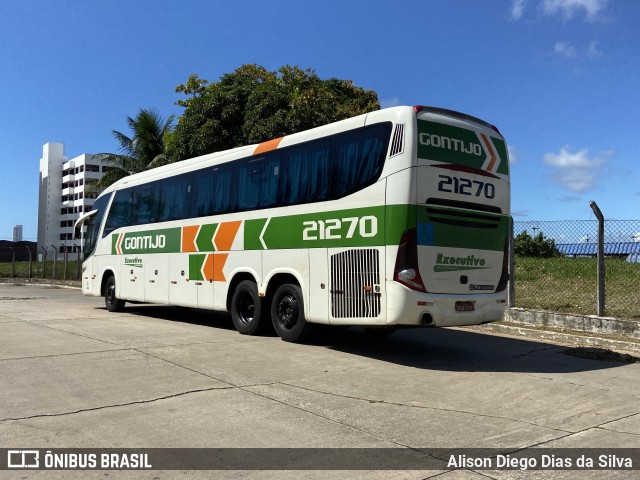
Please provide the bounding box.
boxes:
[514,230,560,258]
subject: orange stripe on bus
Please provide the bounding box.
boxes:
[214,221,241,251]
[203,253,214,282]
[253,137,284,155]
[182,225,199,252]
[481,134,497,172]
[213,253,228,282]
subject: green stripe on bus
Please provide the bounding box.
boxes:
[111,227,182,255]
[417,207,508,251]
[189,253,206,281]
[196,223,218,252]
[108,204,506,254]
[244,205,415,250]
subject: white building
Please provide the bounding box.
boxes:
[12,225,23,242]
[38,142,108,256]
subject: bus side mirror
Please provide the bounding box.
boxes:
[74,225,82,240]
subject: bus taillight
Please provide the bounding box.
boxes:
[394,229,427,292]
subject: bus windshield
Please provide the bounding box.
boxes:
[82,193,111,260]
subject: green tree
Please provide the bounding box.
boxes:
[165,64,380,161]
[95,109,175,188]
[514,230,561,258]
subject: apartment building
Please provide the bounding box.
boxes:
[12,224,23,242]
[37,142,108,256]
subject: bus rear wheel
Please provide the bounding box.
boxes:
[104,275,125,312]
[231,280,266,335]
[271,283,311,342]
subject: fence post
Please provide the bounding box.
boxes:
[27,246,33,279]
[41,247,47,279]
[508,215,515,308]
[589,201,605,316]
[76,247,81,280]
[51,244,58,280]
[62,244,68,281]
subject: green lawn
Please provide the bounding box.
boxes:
[0,260,81,281]
[515,256,640,319]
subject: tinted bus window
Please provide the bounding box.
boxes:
[158,174,191,222]
[280,139,330,205]
[331,123,391,199]
[235,155,280,211]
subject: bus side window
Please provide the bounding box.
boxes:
[193,169,215,217]
[158,174,191,222]
[235,154,279,211]
[211,166,231,214]
[134,183,160,225]
[330,123,391,199]
[158,173,192,222]
[280,139,330,206]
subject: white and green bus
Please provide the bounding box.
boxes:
[76,106,510,342]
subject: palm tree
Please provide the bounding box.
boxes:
[96,109,175,188]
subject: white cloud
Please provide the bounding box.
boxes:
[544,146,613,192]
[507,145,519,164]
[381,97,401,108]
[510,0,527,20]
[554,41,577,58]
[588,40,602,58]
[542,0,608,21]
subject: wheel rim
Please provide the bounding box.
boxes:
[106,284,116,307]
[237,291,255,325]
[276,293,298,329]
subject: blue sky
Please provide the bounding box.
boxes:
[1,0,638,240]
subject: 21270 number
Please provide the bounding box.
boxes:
[437,174,495,199]
[302,216,378,241]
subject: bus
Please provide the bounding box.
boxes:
[76,105,510,342]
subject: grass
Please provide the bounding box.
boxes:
[0,259,81,281]
[515,256,640,319]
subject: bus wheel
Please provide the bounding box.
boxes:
[230,280,265,335]
[104,275,125,312]
[271,283,310,342]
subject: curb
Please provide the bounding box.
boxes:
[0,278,81,290]
[465,322,640,356]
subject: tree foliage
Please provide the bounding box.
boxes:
[165,64,380,161]
[514,230,561,258]
[95,109,175,188]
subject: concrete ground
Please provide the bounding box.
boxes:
[0,283,639,479]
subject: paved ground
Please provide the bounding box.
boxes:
[0,283,639,479]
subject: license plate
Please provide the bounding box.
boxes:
[455,301,475,312]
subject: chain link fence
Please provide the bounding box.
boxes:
[1,218,638,319]
[513,219,640,319]
[0,244,82,281]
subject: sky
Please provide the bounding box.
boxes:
[1,0,639,241]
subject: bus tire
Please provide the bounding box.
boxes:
[230,280,265,335]
[271,283,310,342]
[104,275,125,312]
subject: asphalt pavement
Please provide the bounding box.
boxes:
[1,283,639,479]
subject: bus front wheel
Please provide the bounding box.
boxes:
[231,280,266,335]
[271,283,311,342]
[104,275,125,312]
